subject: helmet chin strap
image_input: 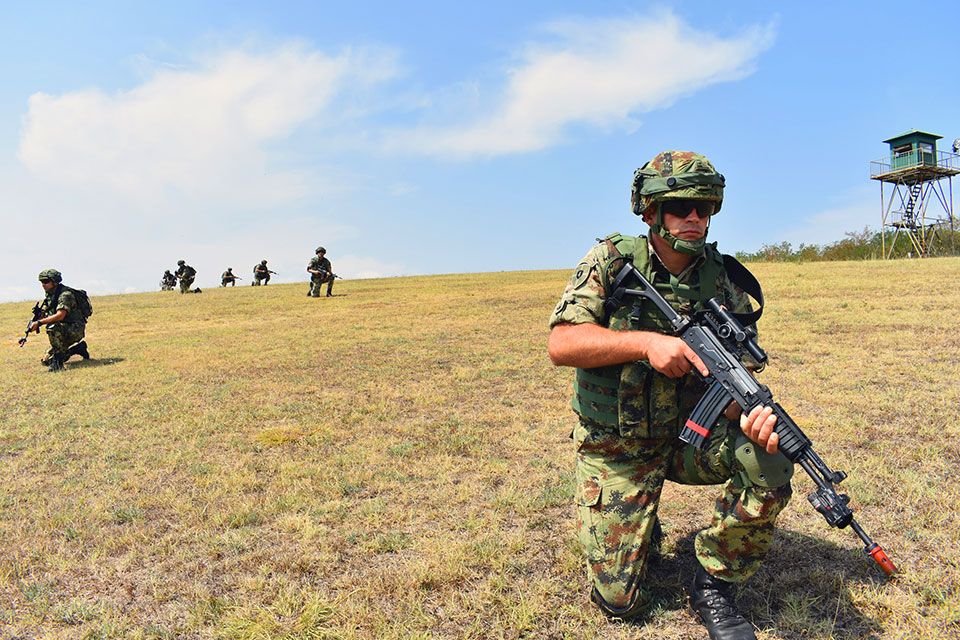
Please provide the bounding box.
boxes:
[651,207,709,255]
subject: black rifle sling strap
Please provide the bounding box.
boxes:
[604,254,764,326]
[721,254,764,326]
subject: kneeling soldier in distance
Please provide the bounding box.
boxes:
[29,269,91,372]
[221,267,238,287]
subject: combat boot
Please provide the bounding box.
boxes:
[67,341,90,360]
[46,354,65,372]
[688,566,756,640]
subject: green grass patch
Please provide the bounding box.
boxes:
[0,262,958,638]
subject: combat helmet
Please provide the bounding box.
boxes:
[261,260,267,265]
[315,246,326,254]
[38,269,62,283]
[631,151,725,255]
[177,260,185,265]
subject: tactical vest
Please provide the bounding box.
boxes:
[572,233,723,439]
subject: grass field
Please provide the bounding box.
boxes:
[1,259,958,640]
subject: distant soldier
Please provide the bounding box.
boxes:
[307,246,335,297]
[27,269,92,372]
[160,270,177,291]
[253,260,274,286]
[221,268,239,287]
[175,260,200,294]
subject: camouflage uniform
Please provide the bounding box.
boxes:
[221,269,237,287]
[253,262,271,286]
[161,271,177,290]
[175,263,197,293]
[308,255,334,297]
[41,285,86,362]
[550,235,792,614]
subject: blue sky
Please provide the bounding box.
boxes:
[1,1,957,302]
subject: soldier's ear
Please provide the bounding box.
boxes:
[640,205,657,226]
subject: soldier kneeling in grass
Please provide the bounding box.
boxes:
[548,151,792,640]
[28,269,92,372]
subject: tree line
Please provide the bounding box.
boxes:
[735,227,960,262]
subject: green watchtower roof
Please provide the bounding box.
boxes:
[883,129,942,144]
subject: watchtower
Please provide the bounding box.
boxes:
[870,130,959,258]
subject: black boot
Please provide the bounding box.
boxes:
[67,341,90,360]
[688,566,756,640]
[46,354,65,372]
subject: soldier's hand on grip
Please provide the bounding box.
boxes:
[646,334,709,378]
[741,405,780,454]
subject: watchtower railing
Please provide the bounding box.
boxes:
[871,149,960,178]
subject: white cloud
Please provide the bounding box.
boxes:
[385,11,775,157]
[18,43,400,208]
[1,43,405,302]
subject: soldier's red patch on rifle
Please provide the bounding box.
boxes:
[684,419,709,437]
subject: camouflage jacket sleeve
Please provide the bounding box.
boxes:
[548,243,611,328]
[55,289,77,314]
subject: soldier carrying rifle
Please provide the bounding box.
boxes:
[252,260,276,286]
[221,267,240,287]
[548,151,791,640]
[160,270,177,290]
[25,269,92,372]
[175,259,200,294]
[307,247,336,297]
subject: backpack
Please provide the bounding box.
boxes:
[65,286,94,318]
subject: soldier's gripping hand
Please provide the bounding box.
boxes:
[741,405,779,454]
[644,334,709,379]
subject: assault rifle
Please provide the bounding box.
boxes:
[18,302,44,347]
[605,262,896,576]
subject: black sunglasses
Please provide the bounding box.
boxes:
[39,279,52,284]
[660,199,716,218]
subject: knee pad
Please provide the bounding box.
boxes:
[734,432,794,489]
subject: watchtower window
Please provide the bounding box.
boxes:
[919,142,933,154]
[893,144,912,157]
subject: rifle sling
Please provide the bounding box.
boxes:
[721,254,764,326]
[605,255,764,326]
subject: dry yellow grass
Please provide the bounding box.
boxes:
[0,259,957,639]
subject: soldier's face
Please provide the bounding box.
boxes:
[40,279,56,292]
[644,203,709,240]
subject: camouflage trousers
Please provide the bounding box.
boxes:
[309,275,333,297]
[221,279,235,287]
[253,275,269,286]
[574,418,792,611]
[45,323,85,359]
[179,277,195,293]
